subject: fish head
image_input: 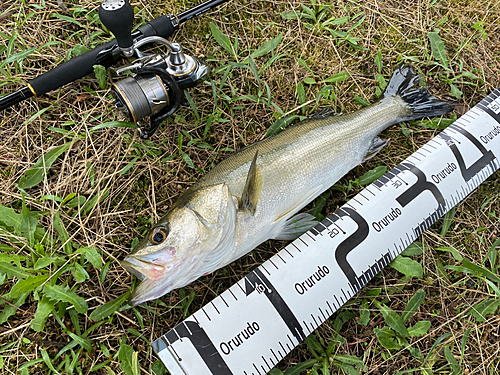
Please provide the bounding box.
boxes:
[122,183,237,306]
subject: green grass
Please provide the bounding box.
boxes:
[1,0,500,374]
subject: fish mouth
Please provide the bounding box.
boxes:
[121,256,164,282]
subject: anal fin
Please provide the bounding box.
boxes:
[363,136,390,162]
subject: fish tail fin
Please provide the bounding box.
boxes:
[382,64,454,121]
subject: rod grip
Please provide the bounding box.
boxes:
[27,40,118,97]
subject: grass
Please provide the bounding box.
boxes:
[1,0,500,374]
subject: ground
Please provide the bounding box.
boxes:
[0,0,499,374]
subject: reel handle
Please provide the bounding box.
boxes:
[99,0,135,57]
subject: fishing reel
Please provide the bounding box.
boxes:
[110,37,209,139]
[99,0,209,139]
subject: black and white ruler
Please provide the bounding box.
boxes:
[152,89,500,375]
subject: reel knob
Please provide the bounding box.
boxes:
[99,0,135,57]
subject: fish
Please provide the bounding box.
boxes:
[121,64,453,306]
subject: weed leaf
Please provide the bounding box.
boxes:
[283,359,317,375]
[269,369,284,375]
[50,13,84,28]
[34,256,61,270]
[297,58,314,75]
[118,344,140,375]
[359,298,370,326]
[280,11,299,20]
[0,261,32,279]
[247,34,283,61]
[422,333,452,366]
[402,290,425,323]
[389,256,423,278]
[83,247,103,269]
[0,206,22,231]
[44,284,88,314]
[209,22,235,58]
[450,83,463,99]
[266,115,300,137]
[93,65,107,90]
[462,258,500,283]
[10,274,49,299]
[322,71,350,83]
[53,211,72,254]
[18,142,72,190]
[152,360,168,375]
[436,246,463,261]
[0,293,29,324]
[428,31,449,69]
[408,321,431,337]
[297,81,306,106]
[121,157,138,175]
[304,335,324,359]
[71,263,89,283]
[354,95,371,107]
[334,354,364,367]
[358,166,387,185]
[247,56,260,85]
[374,326,402,350]
[374,301,409,337]
[31,297,55,332]
[308,191,330,221]
[68,332,93,351]
[0,47,36,68]
[90,121,137,131]
[401,242,424,256]
[79,189,110,216]
[444,346,461,374]
[21,107,51,126]
[375,49,383,73]
[90,292,130,321]
[41,350,59,374]
[468,299,500,322]
[20,199,38,246]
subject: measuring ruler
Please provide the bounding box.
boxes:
[152,88,500,375]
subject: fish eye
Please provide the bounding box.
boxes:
[150,227,168,245]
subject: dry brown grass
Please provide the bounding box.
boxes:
[0,0,499,374]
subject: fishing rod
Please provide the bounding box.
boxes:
[0,0,229,138]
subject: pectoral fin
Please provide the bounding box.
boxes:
[240,151,262,215]
[272,185,323,240]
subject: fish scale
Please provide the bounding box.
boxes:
[152,87,500,374]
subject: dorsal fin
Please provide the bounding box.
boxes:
[309,108,342,120]
[240,151,261,215]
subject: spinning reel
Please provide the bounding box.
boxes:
[99,0,209,139]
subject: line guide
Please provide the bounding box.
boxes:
[152,88,500,375]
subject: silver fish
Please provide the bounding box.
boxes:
[122,64,452,306]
